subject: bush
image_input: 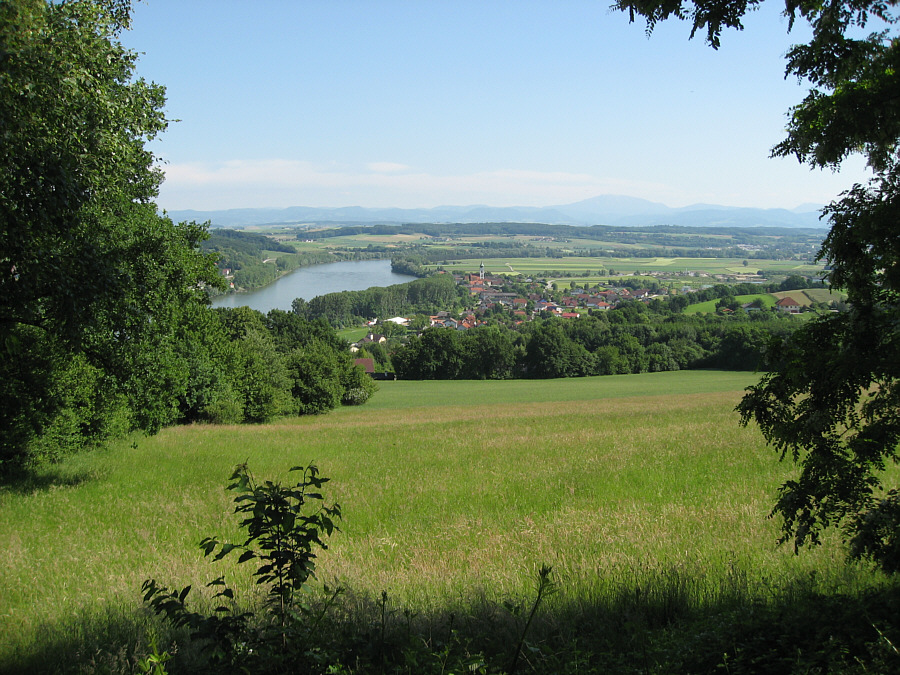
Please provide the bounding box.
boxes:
[285,346,344,415]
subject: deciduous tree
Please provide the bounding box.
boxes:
[0,0,222,466]
[617,0,900,570]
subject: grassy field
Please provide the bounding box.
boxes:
[683,288,848,313]
[2,371,896,673]
[336,326,370,343]
[685,293,778,313]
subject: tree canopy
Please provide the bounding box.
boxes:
[0,0,232,466]
[618,0,900,570]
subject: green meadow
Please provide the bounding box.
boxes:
[685,294,778,313]
[336,326,370,343]
[2,371,897,673]
[684,288,849,313]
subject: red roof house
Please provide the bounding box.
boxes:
[775,296,802,313]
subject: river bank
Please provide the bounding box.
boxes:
[211,259,418,314]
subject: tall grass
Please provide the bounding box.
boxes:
[1,371,896,673]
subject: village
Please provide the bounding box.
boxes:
[352,264,655,343]
[349,262,809,370]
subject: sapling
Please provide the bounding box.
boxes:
[143,462,341,668]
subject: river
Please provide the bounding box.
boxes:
[210,259,418,314]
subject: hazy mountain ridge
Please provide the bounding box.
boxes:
[166,195,826,229]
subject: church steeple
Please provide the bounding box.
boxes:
[479,261,485,281]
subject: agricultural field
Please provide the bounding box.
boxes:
[2,371,896,673]
[680,287,847,314]
[300,233,430,248]
[423,256,824,279]
[773,287,848,305]
[218,225,830,299]
[278,225,822,258]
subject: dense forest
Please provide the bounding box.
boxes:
[202,229,335,291]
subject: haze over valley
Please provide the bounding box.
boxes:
[169,194,826,230]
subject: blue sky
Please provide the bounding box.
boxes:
[121,0,870,212]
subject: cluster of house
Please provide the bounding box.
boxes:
[351,312,484,351]
[350,272,807,352]
[350,272,665,353]
[349,273,809,377]
[733,296,804,314]
[457,267,658,319]
[427,312,480,329]
[348,272,666,373]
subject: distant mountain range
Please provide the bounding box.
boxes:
[167,195,827,229]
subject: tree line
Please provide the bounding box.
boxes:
[392,302,798,380]
[304,221,823,251]
[291,273,467,327]
[1,299,375,469]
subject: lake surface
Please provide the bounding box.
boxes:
[211,259,417,314]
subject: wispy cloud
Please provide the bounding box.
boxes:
[367,162,411,173]
[157,158,676,211]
